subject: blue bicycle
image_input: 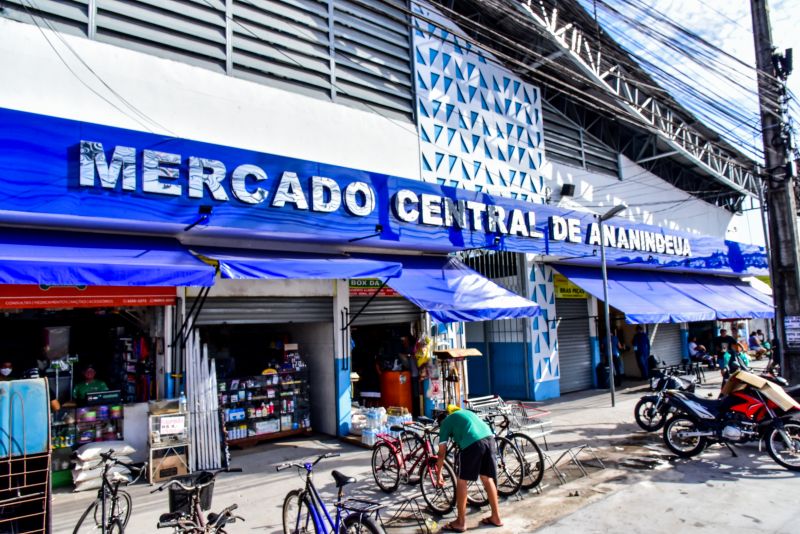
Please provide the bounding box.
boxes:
[277,452,385,534]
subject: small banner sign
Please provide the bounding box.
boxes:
[554,274,587,299]
[348,279,399,297]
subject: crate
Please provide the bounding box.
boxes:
[152,452,189,482]
[168,471,215,513]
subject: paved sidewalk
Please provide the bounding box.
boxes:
[52,362,800,533]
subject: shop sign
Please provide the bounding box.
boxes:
[0,108,769,276]
[553,274,586,299]
[348,279,399,297]
[0,284,176,309]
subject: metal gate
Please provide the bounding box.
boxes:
[188,297,333,325]
[349,297,421,326]
[650,323,683,366]
[556,298,594,393]
[458,251,530,399]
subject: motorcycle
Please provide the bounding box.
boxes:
[661,373,800,471]
[634,371,697,432]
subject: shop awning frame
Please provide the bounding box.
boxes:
[0,228,216,287]
[190,247,403,280]
[554,265,774,324]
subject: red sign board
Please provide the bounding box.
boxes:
[0,285,177,309]
[348,279,399,297]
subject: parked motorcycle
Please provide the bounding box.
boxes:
[634,371,697,431]
[661,374,800,471]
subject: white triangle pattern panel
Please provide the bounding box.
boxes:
[412,3,546,200]
[530,263,559,381]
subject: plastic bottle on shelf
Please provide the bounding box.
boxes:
[179,391,188,414]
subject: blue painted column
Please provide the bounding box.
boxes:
[333,280,351,437]
[587,296,601,388]
[680,322,690,363]
[529,263,560,400]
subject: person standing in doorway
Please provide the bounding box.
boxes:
[632,326,651,380]
[436,406,502,531]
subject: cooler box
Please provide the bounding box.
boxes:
[0,382,9,457]
[7,379,50,456]
[380,371,412,414]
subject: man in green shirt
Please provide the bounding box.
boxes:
[73,365,109,402]
[435,406,503,531]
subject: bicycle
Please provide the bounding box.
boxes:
[370,416,457,514]
[153,467,244,533]
[278,452,386,534]
[73,450,146,534]
[484,409,546,490]
[438,412,525,508]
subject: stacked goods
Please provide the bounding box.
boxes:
[71,441,135,492]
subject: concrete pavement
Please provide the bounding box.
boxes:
[51,361,800,533]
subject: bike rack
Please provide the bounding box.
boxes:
[380,492,436,534]
[543,444,605,485]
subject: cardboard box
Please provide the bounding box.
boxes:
[151,453,188,483]
[722,370,800,412]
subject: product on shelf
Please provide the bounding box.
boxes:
[216,348,311,443]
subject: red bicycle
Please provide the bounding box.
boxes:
[370,416,456,514]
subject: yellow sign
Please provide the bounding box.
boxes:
[554,274,586,299]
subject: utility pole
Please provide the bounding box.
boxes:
[750,0,800,381]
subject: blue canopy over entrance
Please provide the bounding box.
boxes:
[554,265,774,323]
[382,255,540,324]
[191,247,403,280]
[0,228,215,287]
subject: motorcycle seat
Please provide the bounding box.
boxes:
[684,394,724,410]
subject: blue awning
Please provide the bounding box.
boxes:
[382,256,540,324]
[0,228,215,287]
[191,247,403,280]
[554,265,774,323]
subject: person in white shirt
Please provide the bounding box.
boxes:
[688,337,715,368]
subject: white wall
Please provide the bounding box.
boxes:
[186,278,334,298]
[0,18,421,181]
[541,155,766,246]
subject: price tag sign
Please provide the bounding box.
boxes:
[159,415,186,435]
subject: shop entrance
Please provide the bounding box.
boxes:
[350,322,419,416]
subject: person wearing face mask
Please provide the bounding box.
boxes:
[0,361,14,381]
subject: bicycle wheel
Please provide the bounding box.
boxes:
[399,432,423,485]
[508,432,545,490]
[494,436,523,497]
[465,479,489,507]
[74,501,100,534]
[283,489,317,534]
[94,491,132,528]
[371,442,400,493]
[107,519,124,534]
[419,460,456,515]
[340,513,385,534]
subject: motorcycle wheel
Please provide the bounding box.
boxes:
[765,420,800,471]
[634,396,666,432]
[663,416,707,458]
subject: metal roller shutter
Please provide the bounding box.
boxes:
[650,323,683,366]
[556,298,593,393]
[189,297,333,325]
[349,297,420,326]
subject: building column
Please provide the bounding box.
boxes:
[333,279,351,437]
[680,322,690,363]
[529,262,559,400]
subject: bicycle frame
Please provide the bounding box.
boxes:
[295,463,344,533]
[377,427,434,481]
[96,458,127,533]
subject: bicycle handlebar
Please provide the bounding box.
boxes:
[275,452,340,472]
[150,467,242,494]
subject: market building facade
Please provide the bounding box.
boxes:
[0,0,771,484]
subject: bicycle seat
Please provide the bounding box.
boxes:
[389,425,405,432]
[331,470,357,488]
[157,512,184,528]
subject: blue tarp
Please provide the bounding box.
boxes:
[382,256,540,324]
[554,265,774,323]
[192,248,403,280]
[0,228,215,287]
